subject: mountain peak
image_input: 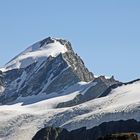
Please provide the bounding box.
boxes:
[40,37,69,46]
[0,37,94,103]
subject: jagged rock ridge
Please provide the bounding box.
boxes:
[32,119,140,140]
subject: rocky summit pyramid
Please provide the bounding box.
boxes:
[0,37,118,104]
[0,37,94,104]
[0,37,140,140]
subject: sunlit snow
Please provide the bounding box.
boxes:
[0,81,140,140]
[3,39,67,71]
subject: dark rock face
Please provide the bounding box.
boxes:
[32,119,140,140]
[97,133,138,140]
[0,70,4,86]
[84,76,119,97]
[32,127,70,140]
[87,119,140,140]
[62,49,94,82]
[0,38,94,104]
[40,37,55,47]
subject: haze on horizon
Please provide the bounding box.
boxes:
[0,0,140,82]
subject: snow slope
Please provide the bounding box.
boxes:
[3,38,68,71]
[0,81,140,140]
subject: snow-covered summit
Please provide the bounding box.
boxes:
[4,37,68,71]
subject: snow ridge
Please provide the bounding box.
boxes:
[4,37,68,71]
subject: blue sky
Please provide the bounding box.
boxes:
[0,0,140,82]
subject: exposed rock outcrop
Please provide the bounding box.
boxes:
[57,76,120,108]
[32,119,140,140]
[0,70,4,85]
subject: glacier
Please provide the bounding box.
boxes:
[0,81,140,140]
